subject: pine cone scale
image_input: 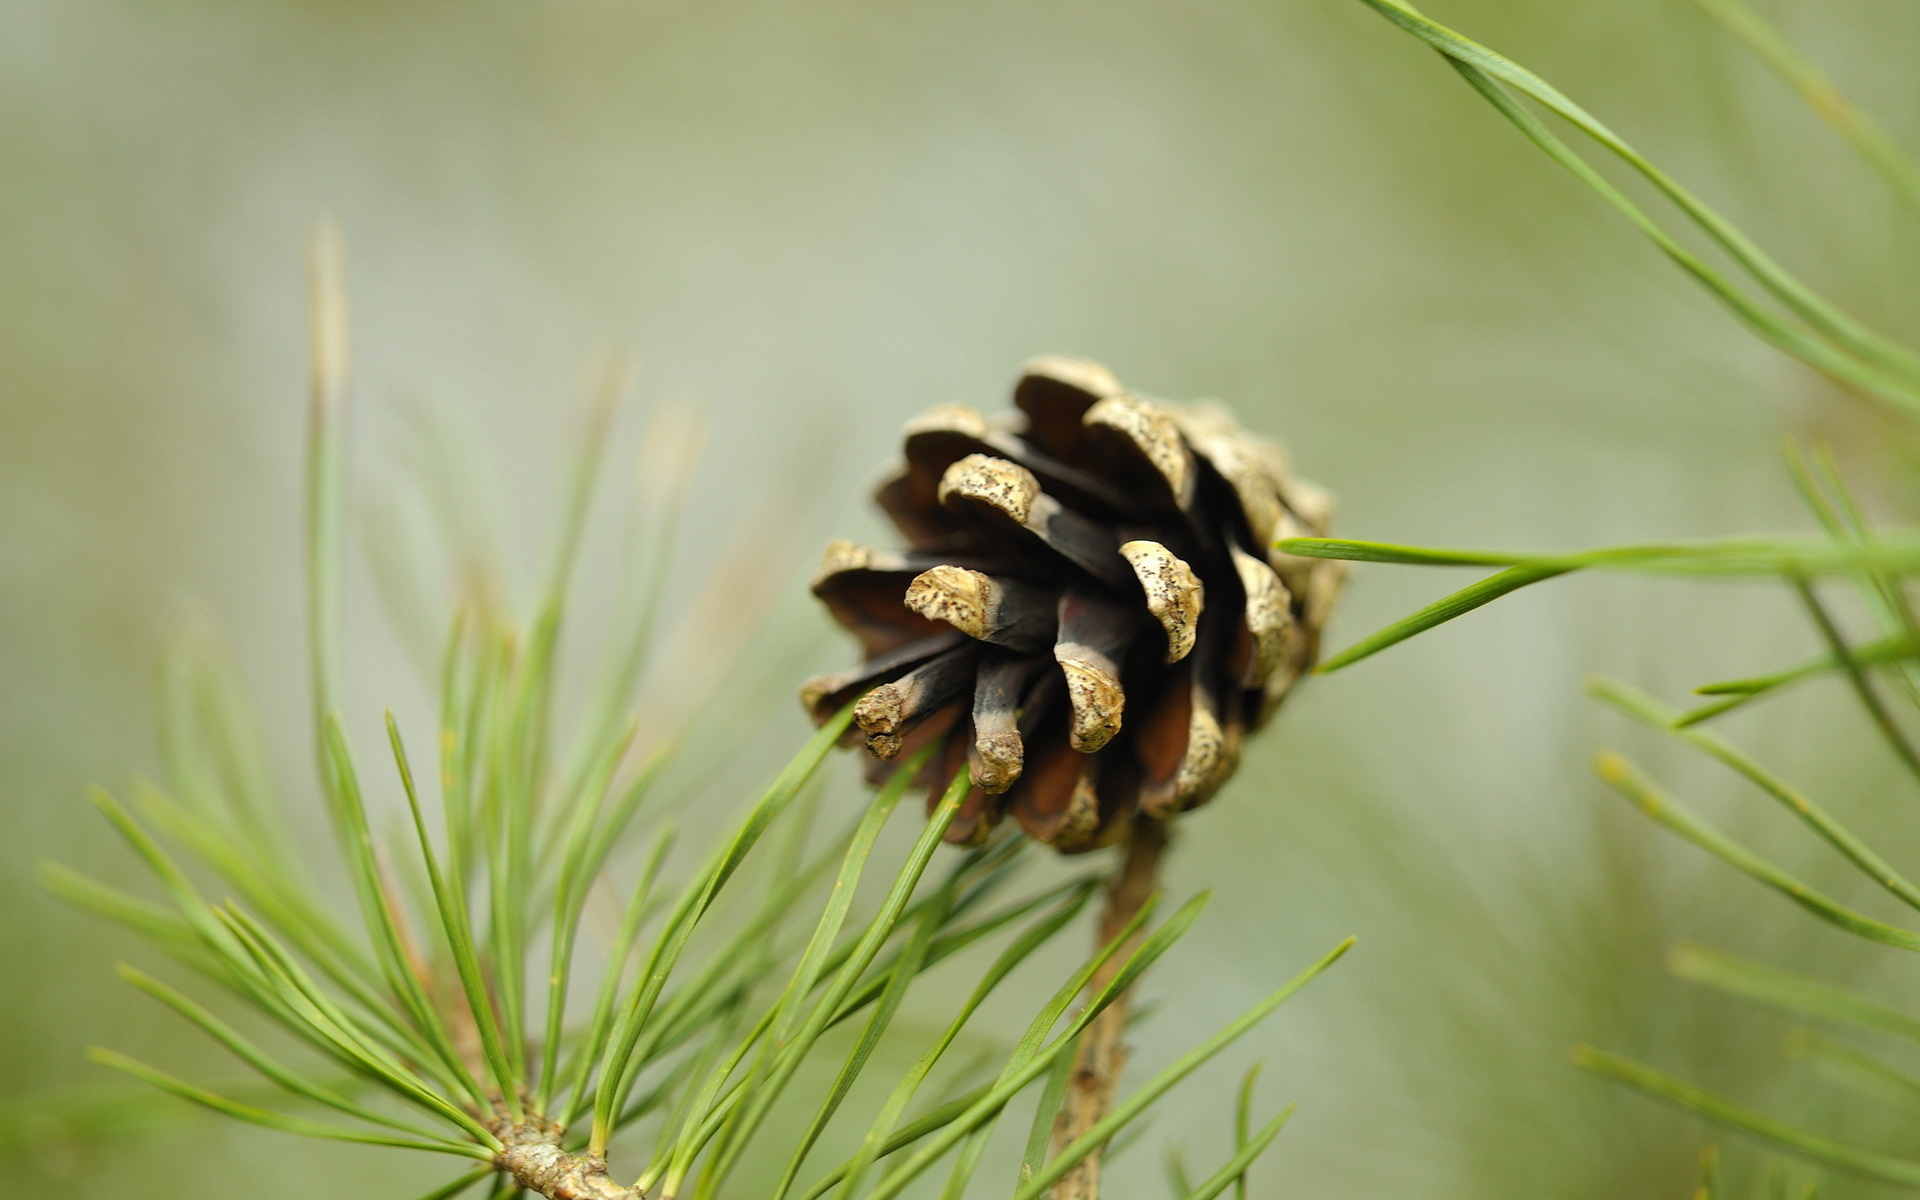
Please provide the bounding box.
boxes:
[800,630,966,725]
[904,565,1058,653]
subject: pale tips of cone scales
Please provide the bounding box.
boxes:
[1170,694,1228,812]
[939,454,1133,590]
[1282,476,1336,532]
[1019,355,1122,404]
[1054,589,1134,754]
[1232,547,1294,687]
[1268,510,1321,594]
[799,631,965,724]
[1057,658,1124,755]
[905,565,990,637]
[810,539,903,589]
[970,655,1034,793]
[903,402,995,443]
[971,729,1024,794]
[937,453,1039,526]
[853,647,976,760]
[1120,540,1203,663]
[1302,556,1348,631]
[1084,394,1195,509]
[1013,357,1124,463]
[1173,405,1284,546]
[904,566,1059,653]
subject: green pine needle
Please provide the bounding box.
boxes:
[1575,1046,1920,1187]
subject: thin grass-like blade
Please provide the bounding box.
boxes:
[653,762,927,1193]
[536,714,641,1113]
[767,871,958,1200]
[1279,536,1920,577]
[158,636,298,885]
[815,880,1097,1200]
[1010,939,1350,1200]
[1677,631,1920,725]
[88,789,259,977]
[1431,47,1919,407]
[589,705,854,1155]
[305,221,349,775]
[1272,539,1529,567]
[575,748,672,894]
[688,769,970,1199]
[827,875,1096,1032]
[1597,754,1920,951]
[1791,579,1920,787]
[213,904,498,1145]
[323,718,488,1110]
[408,1168,495,1200]
[40,861,205,959]
[553,404,702,846]
[88,1049,489,1159]
[1016,1045,1077,1191]
[1177,1105,1296,1200]
[1281,534,1920,674]
[1234,1061,1264,1200]
[1690,0,1920,211]
[116,964,442,1138]
[1789,1028,1920,1111]
[863,893,1211,1200]
[1317,565,1568,672]
[1796,447,1920,708]
[638,999,757,1187]
[1669,943,1920,1043]
[768,758,920,1055]
[1575,1045,1920,1187]
[1591,678,1920,913]
[558,824,676,1128]
[126,782,385,1012]
[80,794,424,1073]
[793,1085,998,1200]
[1353,0,1920,409]
[387,713,520,1114]
[935,890,1182,1200]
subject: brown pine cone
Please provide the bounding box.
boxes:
[801,357,1344,852]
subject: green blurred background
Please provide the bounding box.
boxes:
[8,0,1920,1195]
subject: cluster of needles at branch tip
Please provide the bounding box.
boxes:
[45,227,1353,1200]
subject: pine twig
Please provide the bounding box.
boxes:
[1048,814,1170,1200]
[494,1120,641,1200]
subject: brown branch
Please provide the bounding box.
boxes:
[1048,814,1170,1200]
[494,1121,642,1200]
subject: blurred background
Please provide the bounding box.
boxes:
[8,0,1920,1195]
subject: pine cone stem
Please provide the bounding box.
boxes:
[1048,814,1170,1200]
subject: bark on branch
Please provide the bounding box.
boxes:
[1048,814,1170,1200]
[494,1122,642,1200]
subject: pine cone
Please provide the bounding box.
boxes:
[802,357,1344,852]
